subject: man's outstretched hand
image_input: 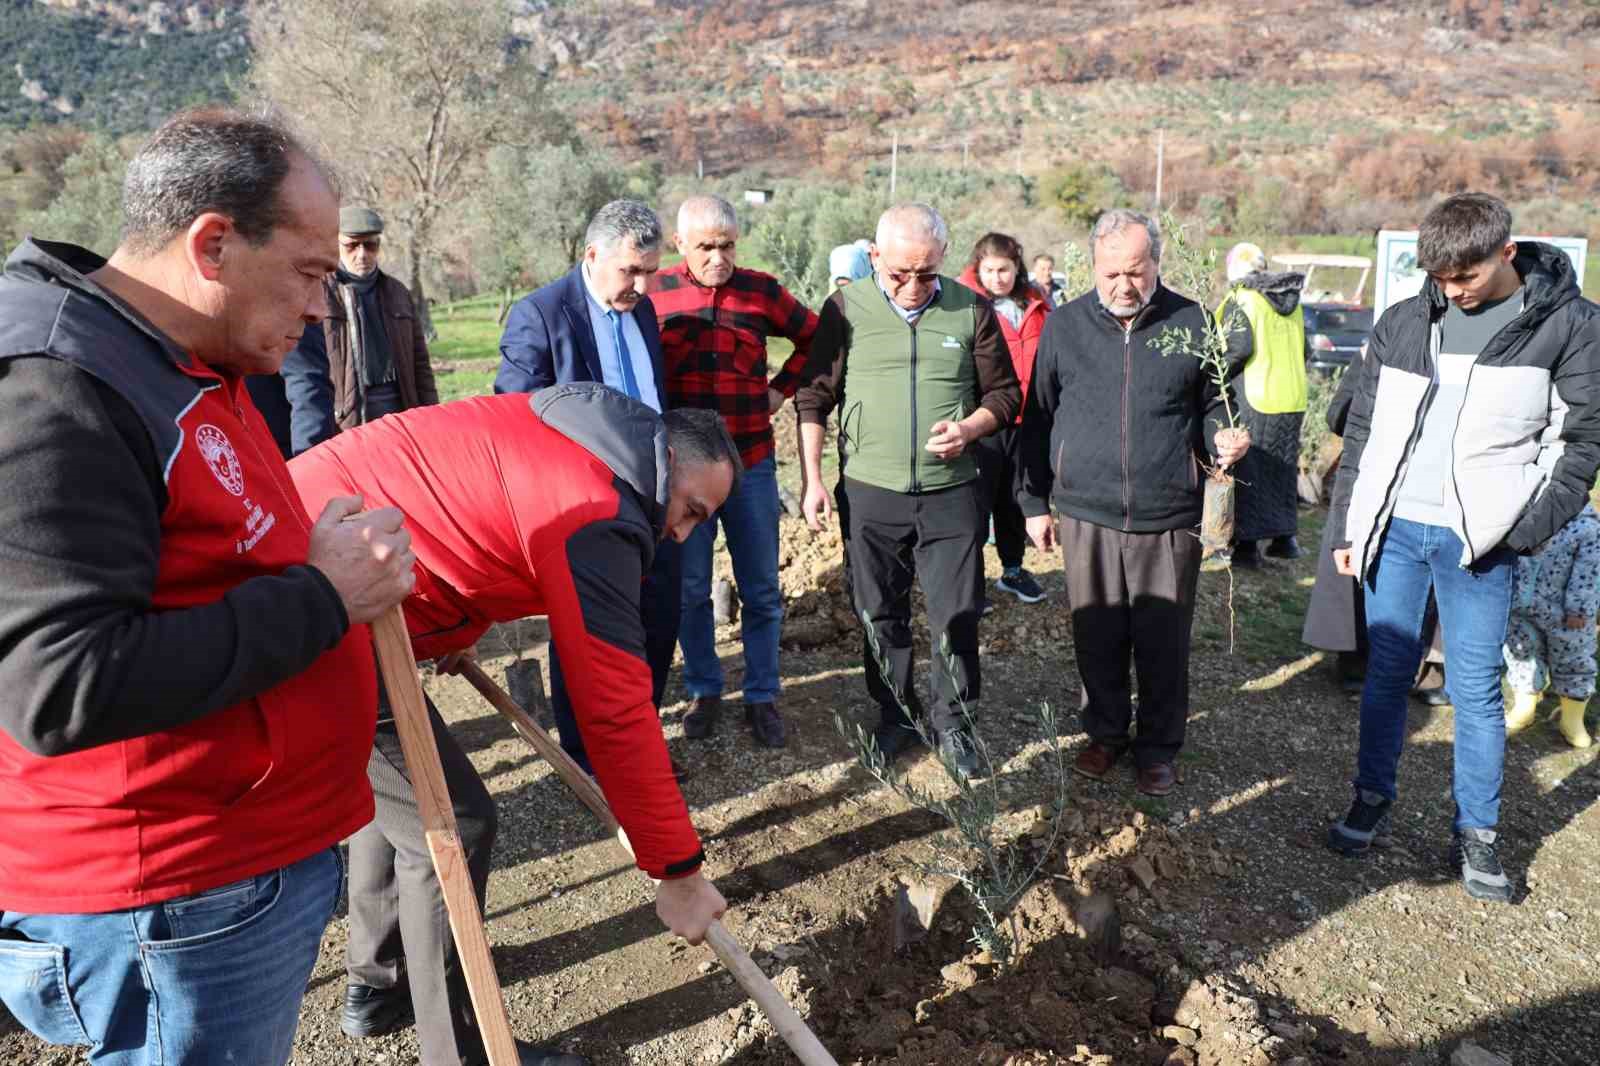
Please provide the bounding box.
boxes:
[655,871,727,945]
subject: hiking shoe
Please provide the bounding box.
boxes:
[1199,551,1232,573]
[937,730,983,779]
[745,701,786,748]
[1327,787,1392,855]
[872,720,925,765]
[996,567,1046,604]
[682,695,722,739]
[1453,827,1513,903]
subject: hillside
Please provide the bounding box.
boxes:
[1,0,245,132]
[4,0,1598,231]
[528,0,1600,227]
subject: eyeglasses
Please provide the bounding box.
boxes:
[883,269,939,286]
[341,238,381,252]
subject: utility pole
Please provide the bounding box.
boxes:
[962,135,969,171]
[889,131,899,201]
[697,156,704,181]
[1154,129,1165,212]
[1015,142,1023,176]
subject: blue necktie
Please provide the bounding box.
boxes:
[607,309,642,401]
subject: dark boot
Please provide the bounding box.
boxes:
[464,1040,589,1066]
[745,701,786,748]
[681,695,722,739]
[1265,535,1302,559]
[1231,540,1263,568]
[340,983,413,1039]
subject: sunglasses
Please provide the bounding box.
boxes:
[883,269,939,285]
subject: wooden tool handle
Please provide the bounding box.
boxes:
[372,611,520,1066]
[459,660,617,833]
[458,661,839,1066]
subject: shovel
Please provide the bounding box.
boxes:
[457,660,839,1066]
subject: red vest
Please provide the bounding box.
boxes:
[0,371,377,914]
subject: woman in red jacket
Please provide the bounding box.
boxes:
[959,231,1051,605]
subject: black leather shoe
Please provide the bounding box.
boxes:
[1231,540,1263,568]
[1265,535,1303,560]
[745,701,786,748]
[340,983,413,1039]
[463,1039,589,1066]
[682,695,722,739]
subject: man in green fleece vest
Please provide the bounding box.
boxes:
[795,203,1022,776]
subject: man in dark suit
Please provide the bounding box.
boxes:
[496,199,680,774]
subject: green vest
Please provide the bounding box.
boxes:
[1219,287,1308,414]
[836,278,982,493]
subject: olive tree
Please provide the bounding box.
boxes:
[246,0,563,328]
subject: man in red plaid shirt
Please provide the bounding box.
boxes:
[652,195,820,748]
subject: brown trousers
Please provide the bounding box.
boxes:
[1059,516,1201,768]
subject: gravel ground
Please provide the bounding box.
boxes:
[5,499,1597,1065]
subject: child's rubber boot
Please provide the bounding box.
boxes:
[1557,696,1592,749]
[1505,690,1540,734]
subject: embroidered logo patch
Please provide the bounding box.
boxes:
[942,336,964,349]
[195,424,245,496]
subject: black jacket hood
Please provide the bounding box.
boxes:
[1238,270,1304,315]
[530,382,668,530]
[1422,240,1579,324]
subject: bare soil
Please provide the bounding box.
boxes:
[6,492,1598,1065]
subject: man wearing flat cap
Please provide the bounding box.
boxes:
[280,206,439,454]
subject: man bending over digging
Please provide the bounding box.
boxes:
[291,382,737,1066]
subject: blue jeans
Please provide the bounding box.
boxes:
[679,456,783,705]
[0,847,342,1065]
[1356,518,1514,830]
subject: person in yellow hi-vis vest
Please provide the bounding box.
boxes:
[1211,242,1308,569]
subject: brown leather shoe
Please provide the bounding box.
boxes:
[1136,761,1177,797]
[1072,741,1126,781]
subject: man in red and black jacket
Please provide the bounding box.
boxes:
[651,194,819,747]
[0,109,415,1064]
[291,383,736,1066]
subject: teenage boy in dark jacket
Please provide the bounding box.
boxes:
[1326,193,1600,902]
[1019,209,1250,798]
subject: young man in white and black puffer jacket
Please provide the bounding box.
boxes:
[1326,192,1600,902]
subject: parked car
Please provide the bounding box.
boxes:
[1302,303,1373,374]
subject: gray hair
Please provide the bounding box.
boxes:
[1089,208,1162,266]
[875,202,948,249]
[119,106,331,257]
[1418,192,1513,274]
[677,195,739,235]
[585,199,663,256]
[664,408,744,491]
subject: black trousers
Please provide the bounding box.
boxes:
[550,537,681,772]
[974,425,1027,571]
[346,691,497,1066]
[1059,515,1201,769]
[846,476,985,734]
